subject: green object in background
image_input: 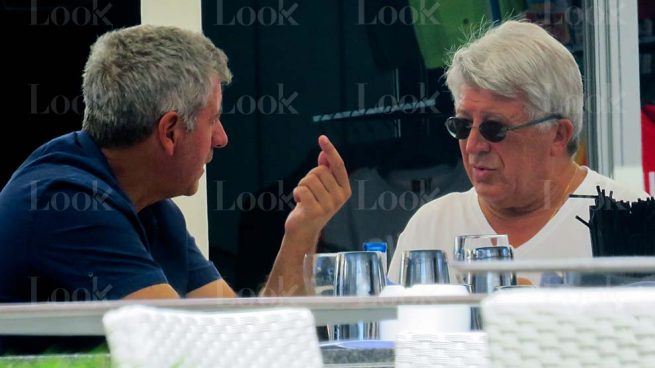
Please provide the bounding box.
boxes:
[0,344,110,367]
[410,0,527,69]
[0,354,111,367]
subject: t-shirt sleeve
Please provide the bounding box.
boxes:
[28,187,168,300]
[185,232,221,293]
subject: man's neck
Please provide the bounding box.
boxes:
[101,143,164,212]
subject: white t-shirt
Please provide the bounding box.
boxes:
[387,167,649,285]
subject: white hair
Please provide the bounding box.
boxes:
[82,25,232,148]
[446,20,583,155]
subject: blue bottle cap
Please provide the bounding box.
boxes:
[363,242,387,252]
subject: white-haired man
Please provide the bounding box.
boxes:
[388,20,648,285]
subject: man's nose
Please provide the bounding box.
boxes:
[213,121,228,148]
[464,124,490,154]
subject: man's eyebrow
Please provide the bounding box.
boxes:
[455,108,470,117]
[486,113,511,122]
[454,108,510,122]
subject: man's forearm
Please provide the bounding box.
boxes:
[261,135,350,297]
[260,231,319,297]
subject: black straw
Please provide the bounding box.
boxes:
[569,194,598,199]
[575,216,590,227]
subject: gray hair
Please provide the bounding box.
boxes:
[82,25,232,148]
[446,20,583,156]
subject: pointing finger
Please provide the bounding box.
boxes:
[317,135,348,188]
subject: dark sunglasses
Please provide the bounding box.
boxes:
[445,114,563,143]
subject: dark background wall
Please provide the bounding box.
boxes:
[0,0,141,186]
[203,0,462,292]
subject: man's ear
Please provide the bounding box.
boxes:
[551,118,574,156]
[157,111,180,156]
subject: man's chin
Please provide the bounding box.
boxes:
[474,183,505,202]
[182,182,201,196]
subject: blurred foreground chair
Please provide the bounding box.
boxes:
[395,331,488,368]
[482,288,655,368]
[103,306,323,368]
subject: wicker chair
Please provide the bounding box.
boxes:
[481,287,655,368]
[103,305,323,368]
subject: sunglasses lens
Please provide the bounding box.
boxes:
[446,118,510,142]
[479,121,505,142]
[446,118,471,139]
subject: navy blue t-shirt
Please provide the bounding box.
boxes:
[0,131,221,303]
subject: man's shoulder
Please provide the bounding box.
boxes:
[581,168,650,201]
[1,164,123,214]
[1,130,127,211]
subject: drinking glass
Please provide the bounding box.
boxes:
[453,234,510,285]
[303,253,339,341]
[469,246,517,293]
[333,251,385,340]
[335,251,386,297]
[400,249,450,287]
[460,242,517,330]
[303,253,338,296]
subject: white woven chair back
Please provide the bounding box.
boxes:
[395,331,489,368]
[103,305,323,368]
[482,288,655,368]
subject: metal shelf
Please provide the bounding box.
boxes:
[452,256,655,273]
[312,99,442,124]
[641,35,655,45]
